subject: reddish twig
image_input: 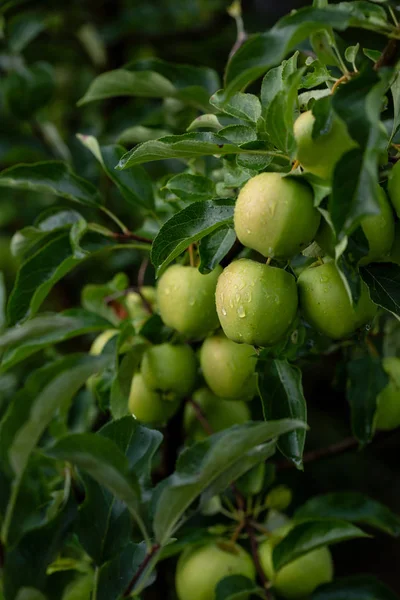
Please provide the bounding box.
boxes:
[246,524,271,598]
[189,399,214,436]
[123,543,161,597]
[137,257,153,314]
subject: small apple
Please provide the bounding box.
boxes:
[234,172,320,259]
[157,264,222,339]
[216,259,298,346]
[141,343,197,401]
[297,261,377,339]
[176,541,255,600]
[388,159,400,218]
[89,329,118,356]
[293,110,356,180]
[200,334,257,399]
[359,187,394,265]
[183,387,251,441]
[128,373,180,424]
[259,525,333,599]
[125,286,157,328]
[374,357,400,431]
[236,462,265,497]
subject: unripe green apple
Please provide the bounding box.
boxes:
[128,373,180,424]
[359,188,394,265]
[298,261,377,339]
[234,173,320,259]
[216,259,298,346]
[294,110,356,180]
[89,329,118,356]
[200,334,257,399]
[157,264,222,339]
[141,343,197,401]
[184,387,250,441]
[259,526,333,599]
[374,357,400,431]
[176,542,255,600]
[236,462,265,497]
[388,160,400,218]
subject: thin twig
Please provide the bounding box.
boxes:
[112,231,152,244]
[228,1,248,61]
[189,399,214,435]
[246,525,271,598]
[188,244,195,268]
[137,257,153,314]
[123,543,161,597]
[374,33,400,70]
[330,74,350,94]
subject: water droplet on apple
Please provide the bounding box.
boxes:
[221,307,227,316]
[237,305,246,318]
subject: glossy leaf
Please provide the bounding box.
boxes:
[45,430,149,543]
[117,132,273,169]
[311,575,399,600]
[257,359,307,469]
[273,519,369,571]
[152,419,306,545]
[8,13,46,53]
[0,273,6,332]
[77,136,154,210]
[347,357,389,446]
[295,492,400,537]
[151,198,235,276]
[223,4,374,98]
[215,575,264,600]
[0,310,111,372]
[199,226,236,274]
[210,91,261,123]
[0,162,102,207]
[360,263,400,319]
[330,68,389,237]
[164,173,216,202]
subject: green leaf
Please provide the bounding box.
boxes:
[110,344,147,419]
[8,12,46,53]
[15,589,47,600]
[0,310,111,372]
[295,492,400,537]
[330,68,389,237]
[151,198,235,276]
[210,91,261,123]
[117,132,273,169]
[360,263,400,318]
[390,73,400,142]
[81,273,130,326]
[165,173,216,202]
[7,231,148,325]
[78,69,176,104]
[199,227,236,274]
[76,418,161,564]
[346,357,389,446]
[223,4,373,98]
[257,359,307,470]
[3,498,76,600]
[153,419,306,545]
[77,136,154,210]
[46,430,149,544]
[187,114,223,132]
[272,519,370,571]
[3,62,54,120]
[215,575,264,600]
[0,162,102,207]
[311,575,398,600]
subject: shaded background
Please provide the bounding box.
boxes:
[0,0,399,595]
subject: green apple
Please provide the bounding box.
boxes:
[374,357,400,431]
[259,526,333,599]
[176,541,255,600]
[297,261,377,339]
[216,259,298,346]
[200,334,257,399]
[183,387,251,441]
[388,159,400,218]
[359,187,394,265]
[89,329,118,356]
[128,373,180,424]
[141,343,197,400]
[236,462,265,497]
[157,264,222,339]
[234,173,320,259]
[293,110,356,180]
[125,286,157,328]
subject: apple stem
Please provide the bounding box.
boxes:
[331,74,350,95]
[122,543,161,597]
[188,398,214,435]
[291,159,300,172]
[266,257,272,266]
[188,243,195,267]
[247,524,272,598]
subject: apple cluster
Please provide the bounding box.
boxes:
[90,109,400,600]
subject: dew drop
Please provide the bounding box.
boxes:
[164,287,171,295]
[319,275,329,283]
[246,229,251,234]
[221,307,227,316]
[237,305,246,318]
[189,298,196,306]
[235,293,241,303]
[244,291,252,302]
